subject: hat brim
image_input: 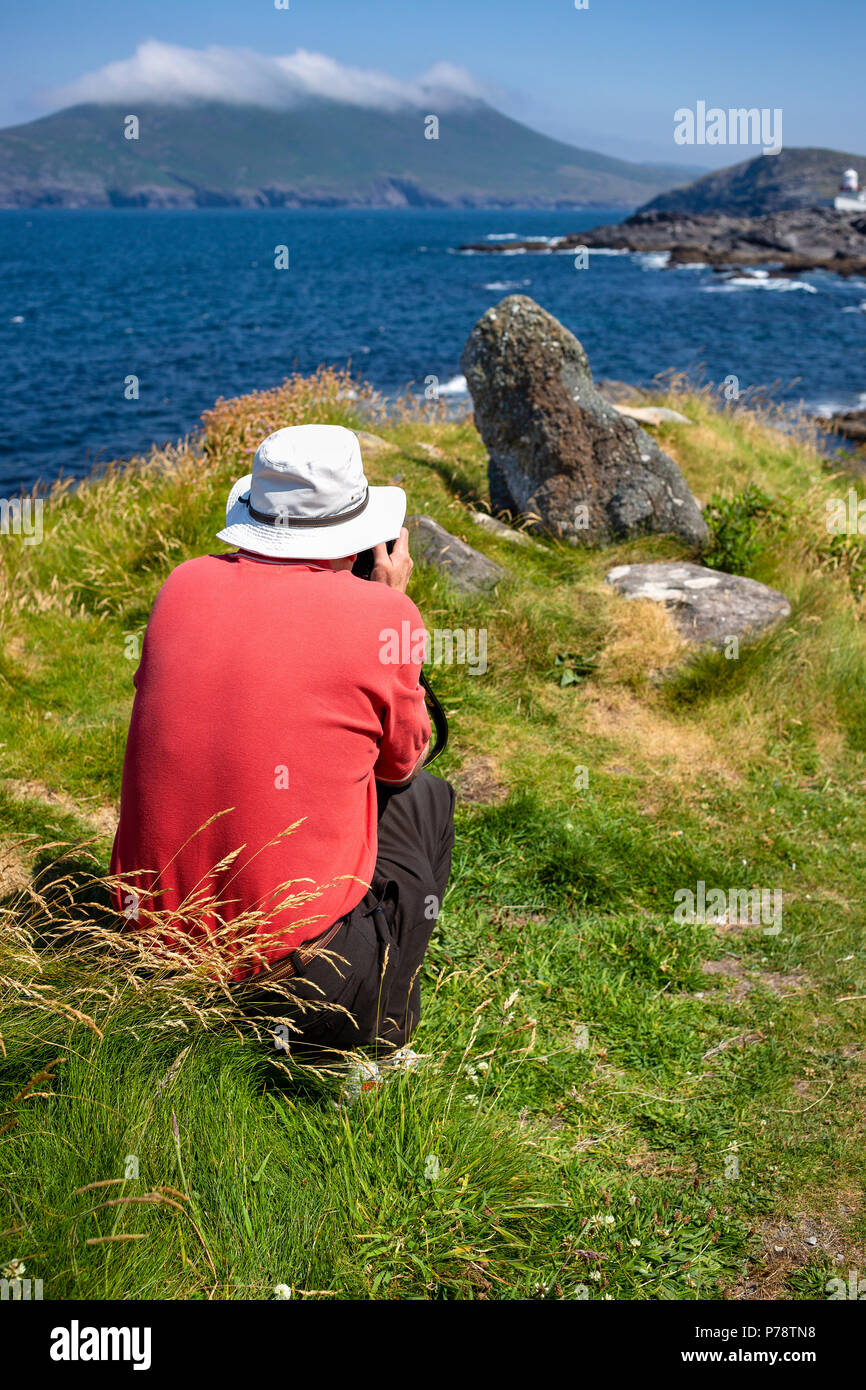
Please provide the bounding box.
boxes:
[216,475,407,559]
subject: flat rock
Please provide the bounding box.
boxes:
[416,441,445,460]
[459,295,708,548]
[407,514,507,595]
[469,511,536,546]
[605,561,790,649]
[597,378,646,405]
[613,404,693,426]
[355,430,397,455]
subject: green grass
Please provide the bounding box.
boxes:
[1,367,865,1300]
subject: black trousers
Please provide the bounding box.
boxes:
[239,770,455,1060]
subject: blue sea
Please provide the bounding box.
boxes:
[1,207,865,493]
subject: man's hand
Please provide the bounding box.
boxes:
[370,528,413,593]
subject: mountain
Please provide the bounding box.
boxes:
[0,99,701,210]
[637,146,865,217]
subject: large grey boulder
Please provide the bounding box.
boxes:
[407,515,507,595]
[605,561,790,648]
[459,295,708,548]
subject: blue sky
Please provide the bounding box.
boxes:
[1,0,863,166]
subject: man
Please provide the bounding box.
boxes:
[111,424,454,1062]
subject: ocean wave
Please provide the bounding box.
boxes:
[811,391,866,417]
[703,276,818,294]
[483,278,531,291]
[549,245,630,257]
[841,301,866,314]
[507,235,562,246]
[634,251,671,270]
[437,374,468,396]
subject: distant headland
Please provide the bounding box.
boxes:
[459,148,866,279]
[0,98,706,211]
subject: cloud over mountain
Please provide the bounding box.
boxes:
[45,40,491,112]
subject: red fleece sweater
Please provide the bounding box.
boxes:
[110,552,430,978]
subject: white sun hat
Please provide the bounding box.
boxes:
[216,424,406,560]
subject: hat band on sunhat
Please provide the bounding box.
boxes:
[238,487,370,528]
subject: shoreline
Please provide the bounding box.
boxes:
[9,373,865,505]
[459,206,866,279]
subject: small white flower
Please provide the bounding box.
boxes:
[477,1060,489,1072]
[603,1215,615,1226]
[465,1094,479,1106]
[589,1270,602,1282]
[629,1239,640,1248]
[628,1195,637,1205]
[2,1259,25,1279]
[273,1283,292,1300]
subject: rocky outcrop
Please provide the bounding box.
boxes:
[605,561,790,649]
[825,410,866,446]
[407,515,507,595]
[459,207,866,278]
[459,296,708,548]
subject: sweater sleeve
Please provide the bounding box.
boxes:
[373,597,432,782]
